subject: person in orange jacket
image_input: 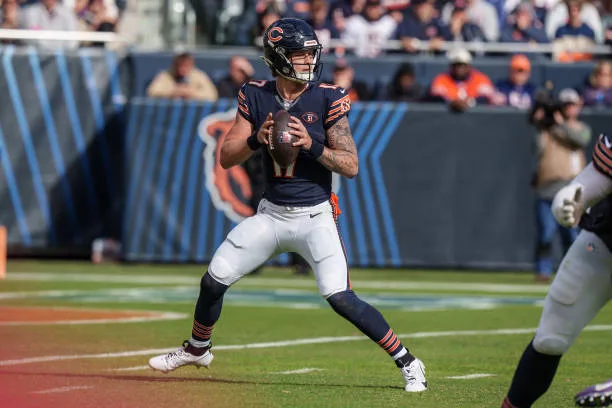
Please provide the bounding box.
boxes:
[428,48,495,112]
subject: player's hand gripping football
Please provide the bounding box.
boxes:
[288,116,312,150]
[551,183,584,228]
[256,113,274,145]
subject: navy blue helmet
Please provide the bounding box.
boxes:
[262,18,323,83]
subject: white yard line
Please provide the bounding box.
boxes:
[4,272,549,294]
[270,368,324,375]
[6,272,199,285]
[111,365,150,372]
[31,385,93,394]
[446,374,496,380]
[2,325,611,368]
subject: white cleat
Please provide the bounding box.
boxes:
[148,342,214,373]
[401,358,428,392]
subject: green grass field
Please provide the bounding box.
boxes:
[1,260,610,408]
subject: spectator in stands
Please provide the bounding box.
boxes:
[284,0,312,19]
[64,0,119,24]
[0,0,21,44]
[546,0,603,43]
[447,3,488,43]
[428,48,495,112]
[551,0,599,61]
[504,0,556,26]
[225,0,258,45]
[308,0,342,54]
[582,60,612,107]
[440,0,499,41]
[396,0,449,54]
[341,0,397,57]
[84,0,119,47]
[384,0,411,24]
[21,0,79,49]
[74,0,91,30]
[216,56,254,99]
[499,0,548,43]
[147,52,219,101]
[554,0,596,41]
[532,87,591,283]
[255,6,281,39]
[387,62,423,101]
[331,0,367,20]
[331,58,371,100]
[492,54,536,109]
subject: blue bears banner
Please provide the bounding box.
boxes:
[122,99,610,269]
[0,46,127,250]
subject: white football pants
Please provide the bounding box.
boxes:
[534,231,612,355]
[208,198,350,297]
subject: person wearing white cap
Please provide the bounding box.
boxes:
[428,48,494,112]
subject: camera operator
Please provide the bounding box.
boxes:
[530,87,592,283]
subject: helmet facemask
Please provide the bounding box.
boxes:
[288,46,322,83]
[263,43,323,84]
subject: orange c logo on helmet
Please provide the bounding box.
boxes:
[198,109,254,223]
[267,27,284,43]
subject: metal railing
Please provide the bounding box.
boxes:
[254,36,612,56]
[0,28,129,44]
[332,38,612,55]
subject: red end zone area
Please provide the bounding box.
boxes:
[0,306,239,408]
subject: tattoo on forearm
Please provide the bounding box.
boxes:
[318,116,358,175]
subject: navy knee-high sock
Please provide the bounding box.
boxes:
[327,290,414,367]
[190,273,229,347]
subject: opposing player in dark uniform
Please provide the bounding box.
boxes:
[149,18,428,392]
[501,134,612,408]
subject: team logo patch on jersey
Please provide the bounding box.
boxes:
[198,108,255,223]
[301,112,319,124]
[587,242,597,252]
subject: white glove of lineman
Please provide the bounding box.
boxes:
[551,183,584,228]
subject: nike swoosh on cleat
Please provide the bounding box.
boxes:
[595,380,612,391]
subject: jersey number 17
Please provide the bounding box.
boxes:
[273,161,296,178]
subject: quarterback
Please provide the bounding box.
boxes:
[148,18,427,392]
[502,134,612,407]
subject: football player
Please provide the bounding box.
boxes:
[575,378,612,407]
[149,18,427,392]
[501,134,612,408]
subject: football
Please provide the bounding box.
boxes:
[268,110,300,168]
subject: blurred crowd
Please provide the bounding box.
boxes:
[0,0,127,48]
[147,49,612,111]
[197,0,612,61]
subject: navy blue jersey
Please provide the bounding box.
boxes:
[237,79,351,206]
